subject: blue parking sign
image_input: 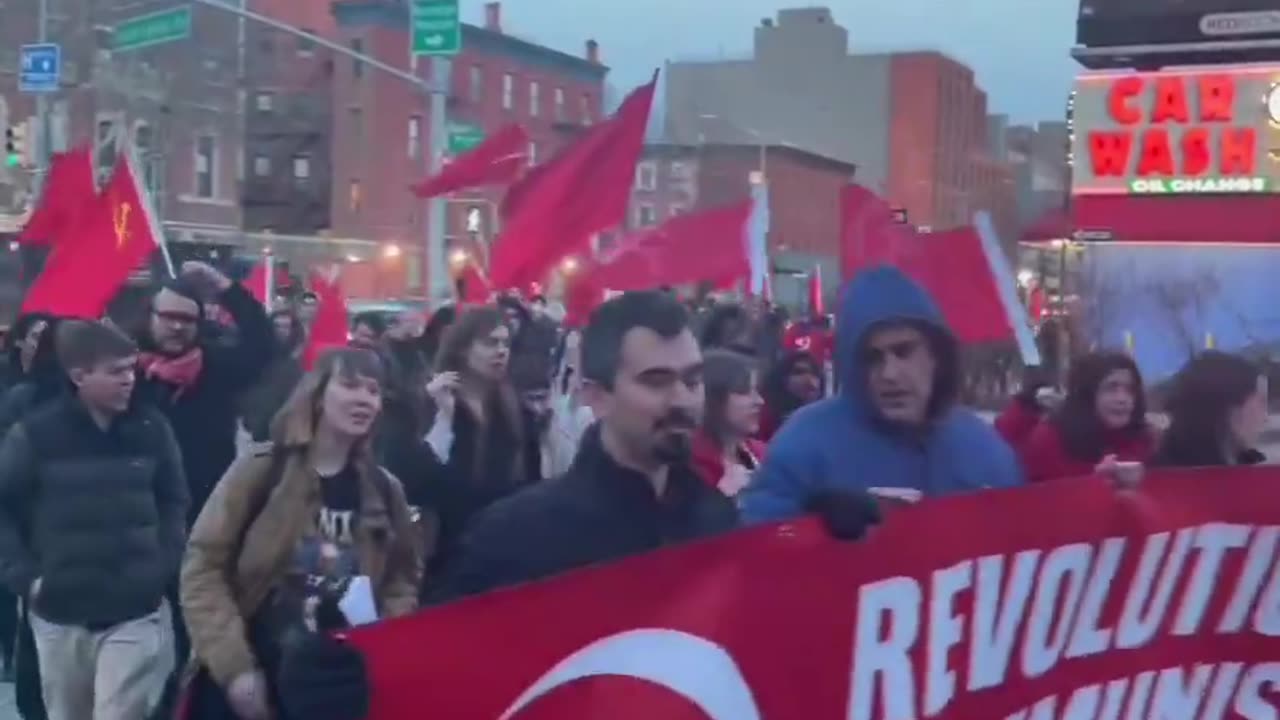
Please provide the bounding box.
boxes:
[20,44,61,94]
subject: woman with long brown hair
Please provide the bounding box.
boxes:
[179,347,422,720]
[422,306,541,574]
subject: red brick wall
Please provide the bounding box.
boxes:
[330,17,605,297]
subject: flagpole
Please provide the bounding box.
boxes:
[120,124,176,278]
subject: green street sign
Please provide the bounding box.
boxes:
[447,125,484,154]
[113,5,192,52]
[411,0,460,56]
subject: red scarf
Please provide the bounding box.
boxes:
[138,348,205,399]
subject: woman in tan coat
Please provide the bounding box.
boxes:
[179,347,422,720]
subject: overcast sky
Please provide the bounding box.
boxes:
[464,0,1079,125]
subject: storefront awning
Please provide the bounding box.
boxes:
[1071,194,1280,244]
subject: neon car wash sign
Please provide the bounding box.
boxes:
[1071,66,1280,195]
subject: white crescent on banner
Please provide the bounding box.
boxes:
[497,628,761,720]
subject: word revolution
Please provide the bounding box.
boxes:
[850,523,1280,720]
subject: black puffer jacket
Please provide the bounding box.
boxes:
[0,396,189,628]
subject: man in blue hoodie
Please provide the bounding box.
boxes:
[741,266,1023,524]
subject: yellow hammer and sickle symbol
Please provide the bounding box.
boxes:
[113,202,132,249]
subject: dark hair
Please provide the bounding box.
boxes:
[702,350,757,445]
[420,304,458,362]
[1050,351,1147,460]
[351,311,387,337]
[510,354,552,394]
[6,313,53,374]
[269,309,305,353]
[582,290,689,389]
[270,346,387,447]
[154,277,205,315]
[700,304,752,352]
[762,350,822,416]
[1154,351,1262,468]
[56,320,138,372]
[434,307,506,375]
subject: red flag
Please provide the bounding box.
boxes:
[23,154,160,318]
[17,145,96,246]
[302,267,347,370]
[244,256,290,305]
[565,201,752,324]
[808,264,824,317]
[490,73,657,290]
[838,184,1012,344]
[411,124,529,200]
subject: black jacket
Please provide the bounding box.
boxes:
[137,283,272,523]
[0,396,189,628]
[429,424,739,603]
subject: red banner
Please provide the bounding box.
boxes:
[346,468,1280,719]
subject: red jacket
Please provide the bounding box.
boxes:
[690,430,765,496]
[994,399,1045,453]
[1020,420,1155,483]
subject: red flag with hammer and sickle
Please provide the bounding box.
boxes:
[23,153,161,318]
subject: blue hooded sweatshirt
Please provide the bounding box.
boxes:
[740,266,1023,524]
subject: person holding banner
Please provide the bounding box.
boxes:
[741,266,1023,524]
[1016,352,1154,483]
[1153,351,1268,468]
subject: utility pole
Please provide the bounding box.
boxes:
[34,0,50,196]
[426,57,450,305]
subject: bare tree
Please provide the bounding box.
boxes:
[1072,253,1131,351]
[1143,266,1221,361]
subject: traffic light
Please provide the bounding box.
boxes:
[4,122,26,168]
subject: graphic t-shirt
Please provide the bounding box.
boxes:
[266,465,363,641]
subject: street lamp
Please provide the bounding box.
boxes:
[382,243,402,260]
[561,256,579,274]
[449,248,469,267]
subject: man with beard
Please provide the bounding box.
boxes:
[429,290,738,601]
[138,261,272,524]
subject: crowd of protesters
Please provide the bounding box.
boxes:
[0,259,1268,720]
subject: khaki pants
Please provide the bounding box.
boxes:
[29,601,174,720]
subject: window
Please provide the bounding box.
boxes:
[351,38,364,78]
[349,106,363,143]
[194,135,216,198]
[349,179,362,213]
[95,117,117,169]
[634,161,656,191]
[581,93,593,124]
[254,92,273,112]
[668,204,688,216]
[134,124,155,190]
[502,73,513,110]
[469,65,483,102]
[408,115,422,159]
[528,80,540,117]
[635,204,656,227]
[670,161,693,179]
[292,154,311,182]
[527,140,538,166]
[253,154,271,176]
[297,30,316,55]
[554,87,565,121]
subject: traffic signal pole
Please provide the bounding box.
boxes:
[34,0,49,196]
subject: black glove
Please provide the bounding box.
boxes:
[806,489,882,541]
[277,632,370,720]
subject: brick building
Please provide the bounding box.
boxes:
[664,6,1017,240]
[241,0,340,236]
[629,142,856,308]
[329,0,607,298]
